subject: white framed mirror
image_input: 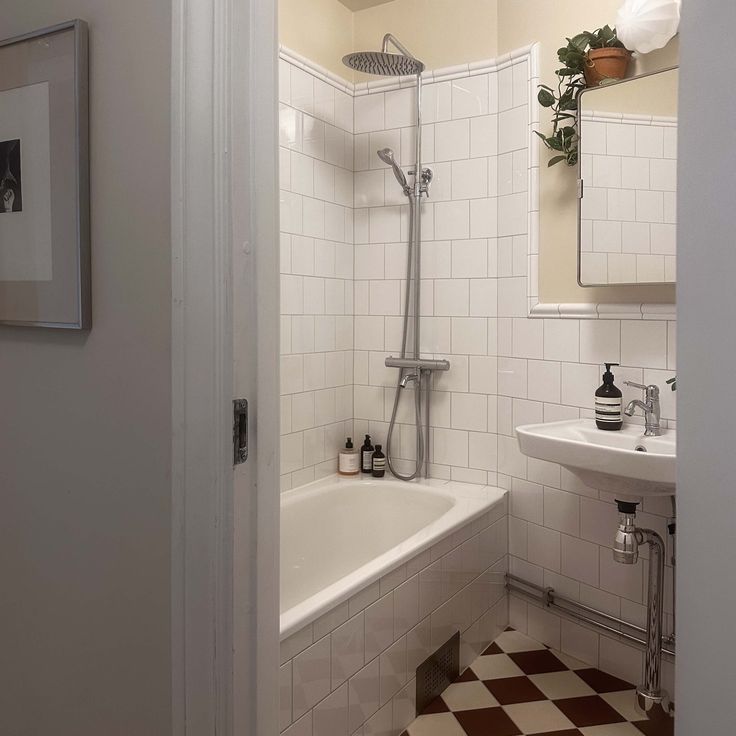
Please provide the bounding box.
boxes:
[577,67,678,286]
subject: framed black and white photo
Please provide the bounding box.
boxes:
[0,20,89,329]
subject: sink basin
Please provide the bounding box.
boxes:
[516,419,676,496]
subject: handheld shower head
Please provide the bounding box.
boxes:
[377,148,408,191]
[377,147,401,170]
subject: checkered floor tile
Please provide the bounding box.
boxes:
[402,629,673,736]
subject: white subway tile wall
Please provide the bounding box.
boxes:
[580,112,677,284]
[279,45,677,721]
[279,497,509,736]
[353,64,516,485]
[280,58,356,488]
[509,65,675,692]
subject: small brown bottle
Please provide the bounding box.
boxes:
[371,444,386,478]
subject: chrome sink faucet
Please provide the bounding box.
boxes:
[624,381,662,436]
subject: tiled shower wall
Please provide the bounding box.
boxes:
[279,46,677,691]
[279,60,356,488]
[352,55,528,486]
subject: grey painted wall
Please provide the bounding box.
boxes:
[677,0,736,730]
[0,3,172,734]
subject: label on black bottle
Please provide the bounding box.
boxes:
[362,450,373,472]
[372,456,386,472]
[595,396,622,425]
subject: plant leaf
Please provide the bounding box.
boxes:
[548,155,566,167]
[538,89,556,107]
[569,33,590,51]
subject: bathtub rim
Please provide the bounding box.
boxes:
[279,474,506,640]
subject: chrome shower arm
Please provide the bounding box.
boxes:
[382,33,417,60]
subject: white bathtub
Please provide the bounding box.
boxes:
[280,475,506,638]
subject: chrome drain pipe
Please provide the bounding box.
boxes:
[611,500,672,717]
[636,527,670,716]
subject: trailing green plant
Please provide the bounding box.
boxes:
[535,26,625,167]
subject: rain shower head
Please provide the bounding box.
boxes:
[377,148,408,191]
[342,33,425,77]
[342,50,424,77]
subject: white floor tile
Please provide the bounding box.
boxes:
[494,629,546,653]
[600,689,643,721]
[528,670,596,700]
[441,681,499,711]
[470,653,525,680]
[407,713,466,736]
[503,700,575,733]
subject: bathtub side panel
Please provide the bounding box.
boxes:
[279,494,508,734]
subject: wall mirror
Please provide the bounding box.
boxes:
[577,67,678,286]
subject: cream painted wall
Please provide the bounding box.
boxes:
[279,0,498,80]
[581,68,678,117]
[279,0,355,77]
[498,0,677,302]
[341,0,393,10]
[0,3,172,735]
[353,0,498,75]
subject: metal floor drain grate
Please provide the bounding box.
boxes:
[415,631,460,715]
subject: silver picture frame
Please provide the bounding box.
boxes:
[0,20,90,329]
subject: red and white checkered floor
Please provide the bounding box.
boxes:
[402,629,673,736]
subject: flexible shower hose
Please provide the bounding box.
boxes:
[386,194,424,480]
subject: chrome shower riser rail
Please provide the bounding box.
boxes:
[346,33,440,480]
[506,574,676,658]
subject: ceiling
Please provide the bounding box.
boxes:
[338,0,395,11]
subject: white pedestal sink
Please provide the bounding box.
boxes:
[516,419,676,496]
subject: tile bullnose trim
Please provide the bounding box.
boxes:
[597,302,644,319]
[529,302,676,320]
[559,303,599,319]
[284,42,539,99]
[641,303,677,320]
[528,302,560,318]
[279,45,354,95]
[581,110,678,127]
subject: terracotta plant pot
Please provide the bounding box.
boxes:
[584,47,632,87]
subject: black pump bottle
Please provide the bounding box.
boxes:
[595,363,623,430]
[361,434,374,474]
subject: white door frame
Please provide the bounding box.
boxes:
[170,0,280,733]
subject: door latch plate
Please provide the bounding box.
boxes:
[234,399,248,465]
